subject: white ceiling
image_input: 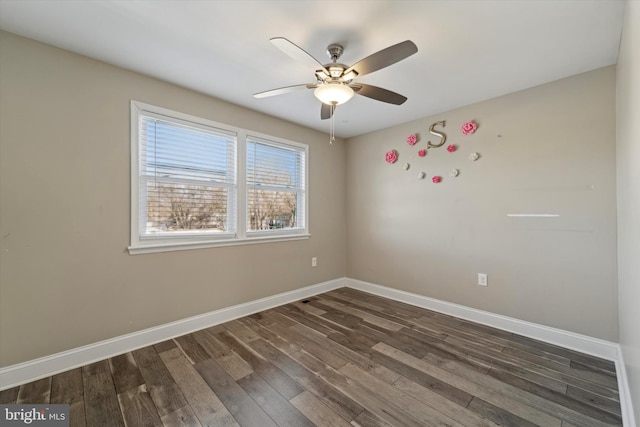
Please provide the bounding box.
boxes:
[0,0,625,138]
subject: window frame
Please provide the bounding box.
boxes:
[129,101,309,255]
[245,135,308,238]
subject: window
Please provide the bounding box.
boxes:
[130,101,309,254]
[246,137,306,235]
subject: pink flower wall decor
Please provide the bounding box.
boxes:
[447,144,456,152]
[385,149,398,164]
[461,120,478,135]
[432,176,442,183]
[406,134,418,146]
[418,149,427,157]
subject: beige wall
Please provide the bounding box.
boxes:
[346,66,618,341]
[616,0,640,421]
[0,32,346,367]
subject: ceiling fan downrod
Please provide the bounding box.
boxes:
[326,44,343,63]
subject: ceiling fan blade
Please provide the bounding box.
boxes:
[270,37,330,76]
[253,84,315,98]
[320,103,334,120]
[344,40,417,78]
[352,84,407,105]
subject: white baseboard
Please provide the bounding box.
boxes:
[0,278,346,391]
[345,278,636,427]
[616,348,638,427]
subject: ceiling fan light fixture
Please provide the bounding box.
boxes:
[314,82,354,105]
[341,70,358,82]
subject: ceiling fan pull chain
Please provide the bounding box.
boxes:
[330,104,336,145]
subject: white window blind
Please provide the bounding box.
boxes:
[246,137,306,233]
[138,112,237,238]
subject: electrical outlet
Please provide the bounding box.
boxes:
[311,257,317,267]
[478,273,488,286]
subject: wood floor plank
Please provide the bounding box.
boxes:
[336,288,426,319]
[153,339,177,354]
[350,410,394,427]
[467,397,538,427]
[262,309,298,328]
[17,377,50,404]
[274,304,344,336]
[193,329,228,359]
[261,319,349,370]
[159,348,238,427]
[195,357,277,427]
[314,364,426,427]
[160,405,202,427]
[566,385,622,417]
[488,367,622,425]
[207,324,228,335]
[109,352,145,394]
[82,360,110,377]
[443,336,570,393]
[236,372,314,427]
[315,297,405,331]
[215,330,304,400]
[132,346,188,418]
[0,387,19,404]
[174,334,211,365]
[339,362,464,427]
[502,345,572,368]
[571,359,620,377]
[288,349,327,374]
[51,368,85,427]
[321,291,425,325]
[289,390,352,427]
[420,315,508,352]
[369,347,473,408]
[566,360,620,388]
[351,322,430,359]
[373,342,563,427]
[247,337,364,421]
[235,316,301,355]
[117,384,163,427]
[401,327,494,374]
[506,334,617,373]
[392,375,499,427]
[414,313,574,367]
[83,370,125,427]
[217,351,254,380]
[291,323,401,384]
[442,329,618,399]
[315,302,364,329]
[414,347,614,427]
[291,299,327,315]
[278,302,355,336]
[222,319,261,343]
[451,316,513,340]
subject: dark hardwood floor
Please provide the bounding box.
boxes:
[0,288,623,426]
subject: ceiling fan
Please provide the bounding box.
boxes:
[254,37,418,120]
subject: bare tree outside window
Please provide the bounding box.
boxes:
[246,141,302,231]
[146,182,228,233]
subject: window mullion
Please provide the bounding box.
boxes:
[237,130,247,239]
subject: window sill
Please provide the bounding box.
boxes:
[127,233,311,255]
